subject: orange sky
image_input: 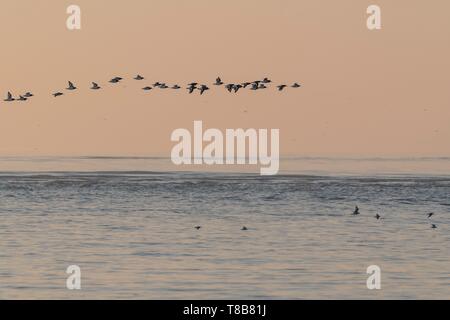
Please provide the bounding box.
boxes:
[0,0,449,157]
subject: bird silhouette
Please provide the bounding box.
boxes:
[142,86,153,91]
[109,77,122,84]
[262,77,271,84]
[199,85,209,95]
[17,95,27,101]
[23,92,34,98]
[187,83,197,94]
[225,84,234,93]
[91,82,101,90]
[159,84,169,89]
[233,84,242,93]
[431,224,437,229]
[134,75,144,80]
[4,92,15,102]
[277,85,287,91]
[352,206,360,215]
[153,82,162,87]
[66,81,77,90]
[241,226,248,231]
[427,213,434,219]
[292,83,301,88]
[53,92,63,97]
[375,214,381,220]
[195,226,201,230]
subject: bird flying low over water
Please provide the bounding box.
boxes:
[4,92,15,101]
[66,81,77,90]
[53,92,63,97]
[91,82,101,90]
[277,85,287,91]
[134,75,144,80]
[214,77,223,85]
[199,85,209,95]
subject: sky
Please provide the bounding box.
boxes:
[0,0,449,157]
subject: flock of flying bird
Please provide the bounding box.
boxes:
[352,206,439,229]
[3,76,302,102]
[195,207,440,232]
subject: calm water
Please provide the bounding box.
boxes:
[0,157,449,299]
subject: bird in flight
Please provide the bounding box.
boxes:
[225,84,234,93]
[91,82,101,90]
[199,85,209,95]
[109,77,122,84]
[4,92,15,102]
[66,81,77,90]
[427,212,434,219]
[187,83,197,94]
[250,83,259,91]
[53,92,63,97]
[134,75,144,80]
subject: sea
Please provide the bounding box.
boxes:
[0,156,449,299]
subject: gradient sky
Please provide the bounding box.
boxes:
[0,0,449,156]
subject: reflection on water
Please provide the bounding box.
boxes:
[0,157,449,299]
